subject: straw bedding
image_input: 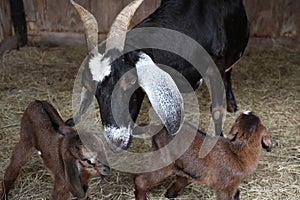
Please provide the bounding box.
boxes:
[0,39,299,199]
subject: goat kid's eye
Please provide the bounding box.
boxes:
[82,158,96,167]
[87,160,96,167]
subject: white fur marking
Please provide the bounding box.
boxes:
[197,78,204,86]
[243,110,251,115]
[37,151,42,156]
[89,53,111,82]
[103,126,131,152]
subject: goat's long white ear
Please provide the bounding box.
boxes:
[63,154,85,198]
[136,53,184,135]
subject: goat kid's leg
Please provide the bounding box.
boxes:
[51,181,72,200]
[165,175,189,199]
[134,165,173,200]
[1,140,34,199]
[52,176,90,200]
[234,188,240,200]
[215,187,240,200]
[0,182,7,200]
[80,169,92,194]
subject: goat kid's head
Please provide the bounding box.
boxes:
[65,129,111,177]
[71,0,183,152]
[227,111,273,151]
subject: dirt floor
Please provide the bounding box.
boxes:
[0,38,299,199]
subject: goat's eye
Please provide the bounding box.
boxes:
[130,79,137,85]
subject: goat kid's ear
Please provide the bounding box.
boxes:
[227,125,239,140]
[58,125,76,136]
[228,126,247,148]
[136,53,184,135]
[260,126,274,152]
[63,155,86,198]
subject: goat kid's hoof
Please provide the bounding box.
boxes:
[165,192,179,199]
[0,183,7,200]
[234,189,240,200]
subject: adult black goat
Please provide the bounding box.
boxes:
[68,0,249,152]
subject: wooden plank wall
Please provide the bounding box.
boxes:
[23,0,160,46]
[0,0,17,53]
[0,0,12,43]
[243,0,300,38]
[21,0,300,46]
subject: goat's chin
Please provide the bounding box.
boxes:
[103,126,133,152]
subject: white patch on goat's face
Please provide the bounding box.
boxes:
[89,53,111,82]
[243,110,252,115]
[103,126,132,152]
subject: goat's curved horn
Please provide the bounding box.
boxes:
[71,0,99,56]
[105,0,144,53]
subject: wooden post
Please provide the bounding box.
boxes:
[9,0,27,47]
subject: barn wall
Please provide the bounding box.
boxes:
[22,0,300,46]
[243,0,300,38]
[0,0,12,43]
[23,0,160,46]
[0,0,17,53]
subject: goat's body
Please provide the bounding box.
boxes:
[69,0,250,151]
[137,0,248,66]
[131,0,249,108]
[135,112,272,200]
[180,134,260,180]
[0,101,109,200]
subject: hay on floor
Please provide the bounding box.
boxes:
[0,41,299,199]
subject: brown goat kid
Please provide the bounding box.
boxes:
[0,100,110,200]
[134,111,274,200]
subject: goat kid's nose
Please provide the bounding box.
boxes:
[266,147,272,152]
